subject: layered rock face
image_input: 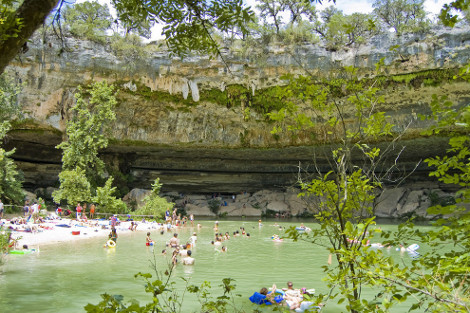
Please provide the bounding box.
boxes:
[4,25,470,205]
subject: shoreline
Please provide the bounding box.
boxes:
[1,214,165,249]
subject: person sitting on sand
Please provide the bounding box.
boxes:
[182,250,195,265]
[146,232,154,246]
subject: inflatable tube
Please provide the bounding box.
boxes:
[107,240,116,248]
[249,292,283,305]
[9,249,35,255]
[71,230,80,235]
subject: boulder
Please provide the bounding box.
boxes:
[375,188,405,218]
[266,201,289,212]
[123,188,151,208]
[285,193,306,216]
[398,190,425,217]
[185,204,216,217]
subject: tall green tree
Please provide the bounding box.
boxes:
[256,0,286,34]
[269,65,422,312]
[372,0,430,35]
[0,72,24,204]
[62,1,112,43]
[315,10,377,50]
[283,0,317,25]
[53,81,117,206]
[397,65,470,312]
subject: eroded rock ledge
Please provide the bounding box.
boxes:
[4,25,470,217]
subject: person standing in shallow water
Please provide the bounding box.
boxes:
[182,250,195,265]
[109,227,118,243]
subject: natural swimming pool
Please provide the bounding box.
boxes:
[0,219,429,312]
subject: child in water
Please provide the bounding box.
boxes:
[146,232,154,246]
[109,227,118,243]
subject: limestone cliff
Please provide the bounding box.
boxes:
[4,25,470,195]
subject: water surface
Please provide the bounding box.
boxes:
[0,219,429,312]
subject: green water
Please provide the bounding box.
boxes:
[0,219,428,312]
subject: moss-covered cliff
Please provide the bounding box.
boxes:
[4,25,470,192]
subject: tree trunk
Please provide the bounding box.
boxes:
[0,0,60,74]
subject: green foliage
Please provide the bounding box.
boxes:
[0,229,12,264]
[403,66,470,311]
[208,199,221,215]
[372,0,430,35]
[86,259,242,313]
[317,10,377,50]
[0,72,22,121]
[115,7,154,39]
[135,178,174,218]
[257,0,286,34]
[92,177,128,214]
[0,137,24,204]
[52,167,91,206]
[109,33,147,61]
[187,278,241,312]
[0,72,24,204]
[0,0,23,43]
[439,0,470,27]
[277,20,320,45]
[112,0,254,58]
[54,81,118,206]
[271,63,432,312]
[57,81,117,181]
[63,1,112,44]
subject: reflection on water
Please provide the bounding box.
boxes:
[0,219,429,312]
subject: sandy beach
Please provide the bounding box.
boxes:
[1,213,163,249]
